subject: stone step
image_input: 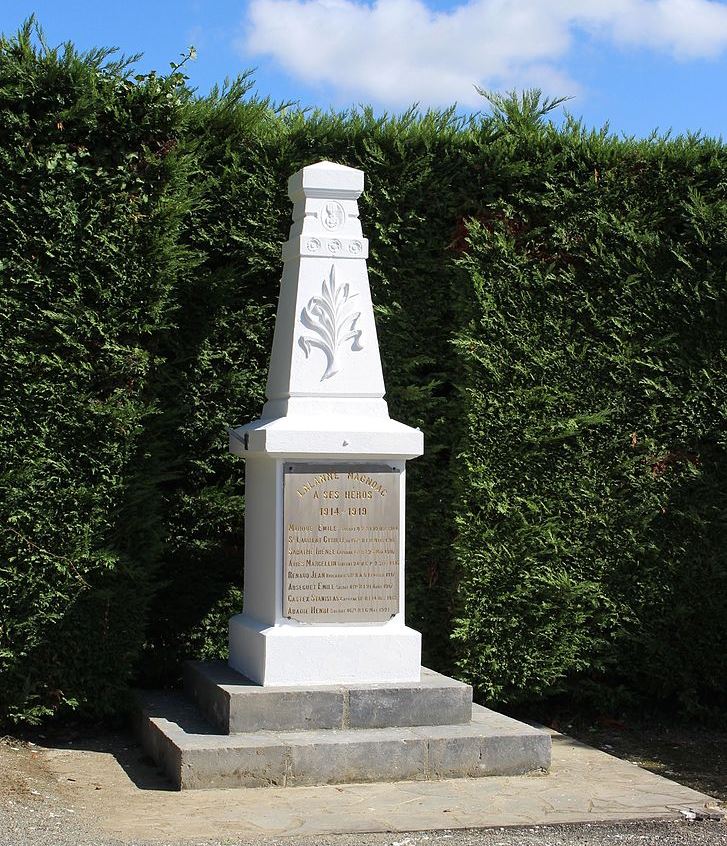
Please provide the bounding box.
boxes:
[138,690,551,790]
[184,661,473,733]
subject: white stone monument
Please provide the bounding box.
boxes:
[138,161,551,789]
[228,160,424,686]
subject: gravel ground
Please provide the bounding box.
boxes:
[2,734,726,846]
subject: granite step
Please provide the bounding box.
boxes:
[138,690,551,790]
[184,661,473,734]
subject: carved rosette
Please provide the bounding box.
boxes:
[298,265,363,381]
[281,236,369,261]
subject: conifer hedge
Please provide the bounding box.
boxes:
[450,100,727,714]
[1,26,725,724]
[0,24,193,722]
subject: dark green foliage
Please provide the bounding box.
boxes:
[451,104,727,714]
[1,26,725,724]
[0,21,193,722]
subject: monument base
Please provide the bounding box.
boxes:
[137,661,551,790]
[229,614,422,686]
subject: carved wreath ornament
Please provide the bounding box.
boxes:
[298,265,363,381]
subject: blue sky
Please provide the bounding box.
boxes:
[3,0,727,137]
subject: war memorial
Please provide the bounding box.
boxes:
[138,160,551,789]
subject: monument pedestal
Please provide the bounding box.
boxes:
[136,161,551,788]
[138,662,551,790]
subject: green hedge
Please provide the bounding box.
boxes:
[1,27,725,724]
[451,113,727,714]
[0,24,193,722]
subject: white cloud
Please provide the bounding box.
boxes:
[578,0,727,59]
[240,0,727,107]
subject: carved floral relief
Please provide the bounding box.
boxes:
[298,265,363,380]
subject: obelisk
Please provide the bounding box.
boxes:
[228,161,423,685]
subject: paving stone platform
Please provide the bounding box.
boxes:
[138,662,551,789]
[27,727,720,842]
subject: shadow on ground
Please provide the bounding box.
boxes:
[560,720,727,805]
[17,727,175,792]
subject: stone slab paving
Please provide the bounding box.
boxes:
[15,728,717,843]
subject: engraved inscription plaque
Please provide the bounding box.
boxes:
[283,463,400,623]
